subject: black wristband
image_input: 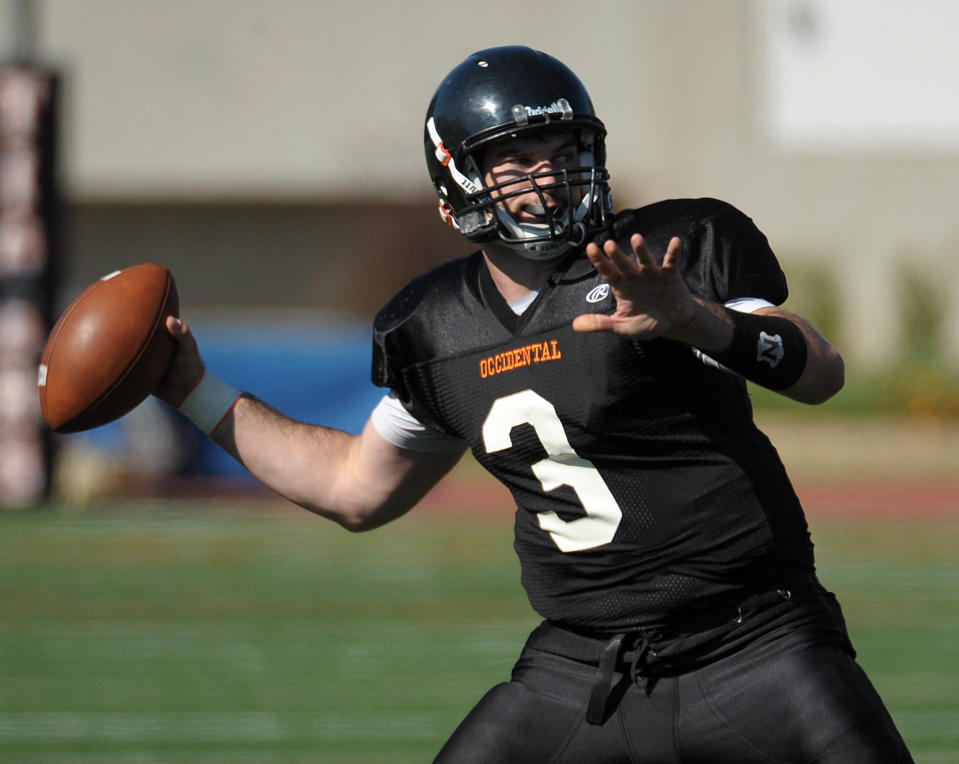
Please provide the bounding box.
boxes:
[709,308,808,390]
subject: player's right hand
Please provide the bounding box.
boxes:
[154,316,206,408]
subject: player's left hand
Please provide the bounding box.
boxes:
[572,234,698,340]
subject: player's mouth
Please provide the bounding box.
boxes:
[519,203,566,225]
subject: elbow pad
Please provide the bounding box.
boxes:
[708,308,807,390]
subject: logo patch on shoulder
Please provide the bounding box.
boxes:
[586,284,610,304]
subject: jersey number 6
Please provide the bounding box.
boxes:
[482,389,623,553]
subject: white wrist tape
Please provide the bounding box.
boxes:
[177,372,241,435]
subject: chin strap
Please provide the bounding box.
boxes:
[492,207,577,260]
[500,237,572,261]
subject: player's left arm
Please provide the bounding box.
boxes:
[572,234,844,404]
[681,299,844,404]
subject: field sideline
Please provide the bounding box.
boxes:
[2,414,958,761]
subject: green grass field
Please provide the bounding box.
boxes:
[2,500,958,762]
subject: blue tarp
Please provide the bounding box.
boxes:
[73,319,385,480]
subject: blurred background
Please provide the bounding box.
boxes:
[1,0,958,504]
[1,1,958,760]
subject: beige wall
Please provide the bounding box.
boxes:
[27,0,650,199]
[5,0,957,364]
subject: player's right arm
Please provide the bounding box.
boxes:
[217,399,462,530]
[156,317,463,531]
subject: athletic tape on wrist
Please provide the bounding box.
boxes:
[177,372,241,434]
[710,308,807,390]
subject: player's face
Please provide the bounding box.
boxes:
[480,131,583,225]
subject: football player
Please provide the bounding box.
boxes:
[158,46,912,762]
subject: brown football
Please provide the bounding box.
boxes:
[38,263,179,433]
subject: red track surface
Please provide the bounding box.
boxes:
[792,480,959,519]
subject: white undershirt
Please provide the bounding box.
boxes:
[370,296,775,452]
[507,289,540,315]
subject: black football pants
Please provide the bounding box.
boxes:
[434,588,913,763]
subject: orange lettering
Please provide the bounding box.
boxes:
[478,339,563,379]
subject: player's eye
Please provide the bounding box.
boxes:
[510,155,538,168]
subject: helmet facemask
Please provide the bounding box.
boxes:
[434,126,611,261]
[464,133,609,260]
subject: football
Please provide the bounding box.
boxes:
[38,263,179,433]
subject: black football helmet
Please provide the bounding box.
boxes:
[424,46,611,259]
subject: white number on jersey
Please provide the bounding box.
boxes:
[481,389,623,553]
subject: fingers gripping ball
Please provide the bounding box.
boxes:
[38,263,179,433]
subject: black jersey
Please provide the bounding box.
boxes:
[372,198,815,632]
